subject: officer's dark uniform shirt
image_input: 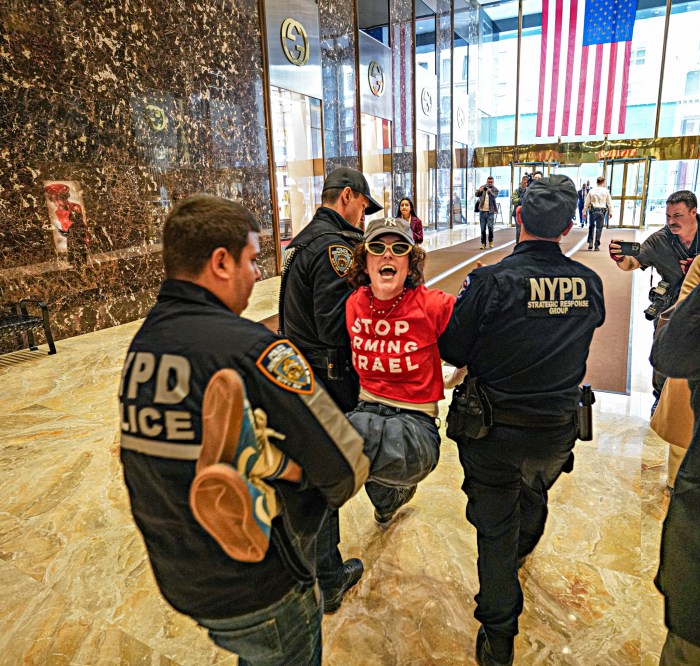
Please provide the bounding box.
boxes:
[119,279,368,620]
[282,206,363,369]
[637,215,700,289]
[439,241,605,420]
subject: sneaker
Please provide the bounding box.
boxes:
[190,369,276,563]
[489,241,494,248]
[476,627,514,666]
[587,244,593,250]
[480,243,486,250]
[373,485,417,526]
[321,558,364,613]
[594,246,600,251]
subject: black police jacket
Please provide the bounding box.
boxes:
[439,241,606,421]
[651,285,700,647]
[119,279,368,619]
[281,206,363,368]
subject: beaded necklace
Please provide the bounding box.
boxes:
[369,287,407,320]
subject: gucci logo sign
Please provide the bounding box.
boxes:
[280,18,310,67]
[368,61,385,97]
[143,104,168,132]
[420,88,433,116]
[457,106,465,128]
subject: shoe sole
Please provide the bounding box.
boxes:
[190,465,269,562]
[190,369,269,562]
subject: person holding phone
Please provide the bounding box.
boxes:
[609,189,700,414]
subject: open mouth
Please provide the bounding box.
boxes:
[379,265,397,276]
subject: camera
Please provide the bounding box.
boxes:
[644,280,674,321]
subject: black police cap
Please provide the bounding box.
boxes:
[520,174,577,238]
[322,168,383,215]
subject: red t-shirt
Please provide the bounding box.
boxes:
[346,285,456,404]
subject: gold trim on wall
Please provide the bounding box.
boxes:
[473,135,700,168]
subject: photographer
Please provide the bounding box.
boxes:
[609,189,699,412]
[475,176,499,249]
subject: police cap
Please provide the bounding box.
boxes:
[323,168,383,215]
[520,174,577,238]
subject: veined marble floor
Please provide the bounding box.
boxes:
[0,224,672,665]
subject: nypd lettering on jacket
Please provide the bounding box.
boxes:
[120,352,196,441]
[526,276,590,316]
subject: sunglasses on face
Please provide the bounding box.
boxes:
[365,241,412,257]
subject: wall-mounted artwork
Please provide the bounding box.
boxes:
[43,181,90,266]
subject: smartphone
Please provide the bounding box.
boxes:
[617,241,641,257]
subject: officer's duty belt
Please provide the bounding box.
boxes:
[491,410,574,428]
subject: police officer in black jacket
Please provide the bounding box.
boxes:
[280,168,382,612]
[439,175,605,666]
[119,194,369,665]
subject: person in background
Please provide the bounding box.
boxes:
[651,280,700,666]
[577,181,590,228]
[511,176,529,243]
[345,217,456,526]
[476,176,499,250]
[583,176,613,251]
[397,196,424,244]
[650,257,700,489]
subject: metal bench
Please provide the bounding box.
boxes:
[1,300,57,355]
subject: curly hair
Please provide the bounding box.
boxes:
[347,241,426,290]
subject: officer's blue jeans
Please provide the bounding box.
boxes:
[479,211,495,244]
[457,424,576,655]
[197,583,322,666]
[587,209,605,247]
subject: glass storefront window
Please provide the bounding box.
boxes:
[647,158,700,225]
[657,0,700,137]
[453,142,468,225]
[476,0,518,147]
[270,87,324,245]
[474,166,510,224]
[416,130,437,229]
[415,0,436,75]
[361,114,393,222]
[358,0,390,46]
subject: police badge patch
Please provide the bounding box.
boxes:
[256,340,314,394]
[328,245,353,277]
[456,275,472,301]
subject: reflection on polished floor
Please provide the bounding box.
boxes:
[0,224,671,665]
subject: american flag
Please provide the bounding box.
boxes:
[536,0,638,138]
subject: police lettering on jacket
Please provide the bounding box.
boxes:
[526,276,589,316]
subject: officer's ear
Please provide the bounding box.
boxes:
[209,247,233,279]
[515,206,523,226]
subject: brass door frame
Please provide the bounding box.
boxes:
[602,157,651,228]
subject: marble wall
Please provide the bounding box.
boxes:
[0,0,275,350]
[391,0,415,205]
[319,0,361,173]
[436,0,454,230]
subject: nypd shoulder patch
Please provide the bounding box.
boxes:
[328,244,353,277]
[456,275,472,301]
[256,340,314,394]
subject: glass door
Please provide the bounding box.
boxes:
[605,158,650,228]
[452,142,468,226]
[270,87,324,248]
[361,114,393,223]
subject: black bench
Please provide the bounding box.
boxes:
[1,300,57,355]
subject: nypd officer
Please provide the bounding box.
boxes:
[279,167,382,612]
[119,194,369,665]
[438,175,605,666]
